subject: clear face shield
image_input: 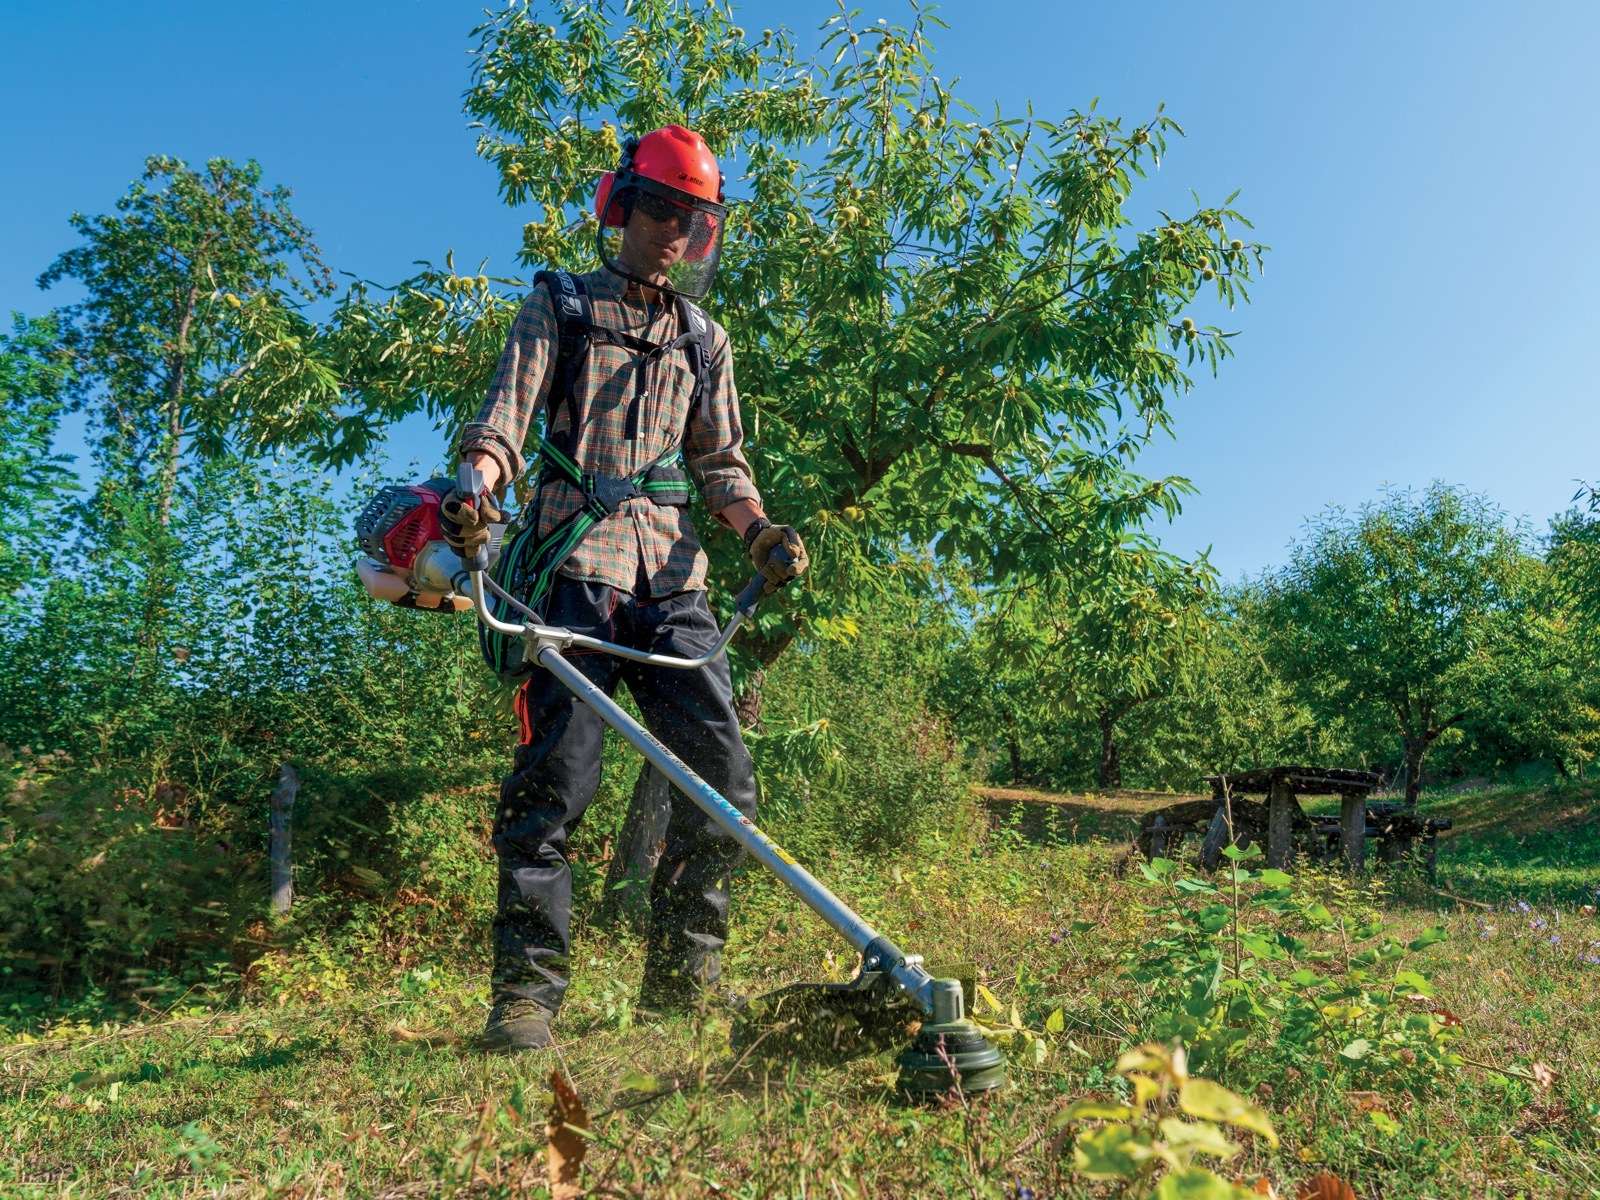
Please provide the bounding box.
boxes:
[595,176,727,301]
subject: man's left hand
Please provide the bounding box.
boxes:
[745,520,809,593]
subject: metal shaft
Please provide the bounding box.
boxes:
[537,645,882,952]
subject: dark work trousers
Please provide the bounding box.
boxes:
[491,575,758,1013]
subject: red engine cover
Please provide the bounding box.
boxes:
[382,488,443,570]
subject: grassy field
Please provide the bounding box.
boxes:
[5,781,1598,1198]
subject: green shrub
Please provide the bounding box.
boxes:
[1123,846,1460,1090]
[0,749,253,995]
[750,602,970,859]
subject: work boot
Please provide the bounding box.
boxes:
[482,996,557,1051]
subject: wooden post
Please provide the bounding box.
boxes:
[1266,777,1294,869]
[597,763,672,934]
[270,763,300,919]
[1149,814,1170,859]
[1339,792,1366,877]
[1200,804,1231,871]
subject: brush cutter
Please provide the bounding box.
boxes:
[355,463,1006,1097]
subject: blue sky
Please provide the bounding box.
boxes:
[4,1,1597,580]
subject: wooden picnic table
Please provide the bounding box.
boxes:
[1133,766,1453,880]
[1203,767,1380,874]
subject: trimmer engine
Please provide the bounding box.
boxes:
[354,478,502,611]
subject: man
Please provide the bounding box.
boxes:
[441,124,808,1051]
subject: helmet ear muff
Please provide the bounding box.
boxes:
[594,171,628,228]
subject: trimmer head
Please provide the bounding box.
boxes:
[894,1018,1007,1098]
[730,965,1007,1099]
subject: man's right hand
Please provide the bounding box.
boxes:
[440,487,503,561]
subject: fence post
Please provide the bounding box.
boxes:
[270,762,300,919]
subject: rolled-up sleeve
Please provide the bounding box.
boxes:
[685,326,762,526]
[457,286,557,484]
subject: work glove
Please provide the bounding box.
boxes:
[439,487,503,562]
[744,518,809,594]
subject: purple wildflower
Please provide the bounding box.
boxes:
[1532,917,1548,931]
[1549,934,1562,946]
[1515,900,1532,914]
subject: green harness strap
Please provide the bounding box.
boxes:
[479,435,689,679]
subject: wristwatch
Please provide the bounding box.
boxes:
[741,516,774,551]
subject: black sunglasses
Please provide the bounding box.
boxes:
[633,191,695,224]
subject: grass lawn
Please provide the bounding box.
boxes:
[5,782,1598,1197]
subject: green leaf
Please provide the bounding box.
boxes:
[1072,1124,1149,1180]
[1393,969,1433,996]
[1176,1079,1279,1146]
[1407,926,1448,951]
[1045,1008,1065,1034]
[616,1071,660,1093]
[1154,1167,1249,1199]
[1340,1038,1373,1061]
[1257,868,1292,887]
[1157,1117,1241,1160]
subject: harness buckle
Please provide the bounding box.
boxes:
[584,470,644,517]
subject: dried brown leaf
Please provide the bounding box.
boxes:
[1296,1172,1356,1200]
[547,1068,589,1200]
[1531,1061,1557,1090]
[1344,1090,1385,1114]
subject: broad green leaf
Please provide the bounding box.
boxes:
[1393,969,1433,996]
[1158,1117,1240,1159]
[1408,926,1448,951]
[1153,1167,1250,1199]
[1177,1079,1279,1146]
[1044,1008,1065,1034]
[1340,1038,1373,1061]
[1116,1043,1173,1076]
[616,1071,660,1093]
[1072,1124,1150,1180]
[1257,868,1292,887]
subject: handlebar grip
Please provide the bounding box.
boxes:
[735,543,797,616]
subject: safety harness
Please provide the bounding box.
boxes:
[479,269,712,680]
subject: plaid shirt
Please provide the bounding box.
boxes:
[459,267,762,597]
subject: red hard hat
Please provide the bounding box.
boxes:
[595,124,725,228]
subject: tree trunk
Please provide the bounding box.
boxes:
[734,666,766,730]
[597,762,672,934]
[157,283,198,529]
[1097,709,1122,789]
[1007,734,1023,785]
[270,763,300,920]
[1402,735,1427,811]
